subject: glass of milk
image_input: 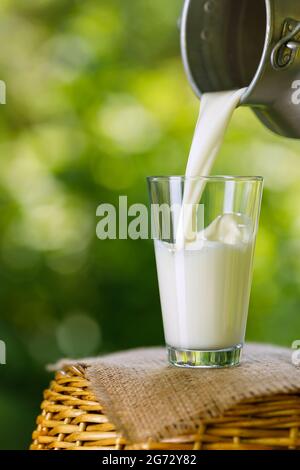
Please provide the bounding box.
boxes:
[148,176,263,368]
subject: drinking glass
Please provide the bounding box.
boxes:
[148,176,263,368]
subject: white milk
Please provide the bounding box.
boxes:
[155,214,254,349]
[154,88,255,350]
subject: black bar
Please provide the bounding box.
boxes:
[0,450,299,465]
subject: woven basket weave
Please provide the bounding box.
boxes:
[30,365,300,450]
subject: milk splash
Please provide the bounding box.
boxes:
[177,88,247,247]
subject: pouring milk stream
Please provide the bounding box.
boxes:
[176,88,247,248]
[154,88,256,350]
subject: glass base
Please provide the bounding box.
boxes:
[167,344,243,368]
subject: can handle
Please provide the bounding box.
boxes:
[271,19,300,70]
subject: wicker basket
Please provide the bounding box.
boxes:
[30,365,300,450]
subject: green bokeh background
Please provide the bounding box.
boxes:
[0,0,300,449]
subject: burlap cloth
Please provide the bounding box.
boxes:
[53,343,300,443]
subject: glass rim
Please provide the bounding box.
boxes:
[147,175,263,183]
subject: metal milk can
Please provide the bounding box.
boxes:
[181,0,300,138]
